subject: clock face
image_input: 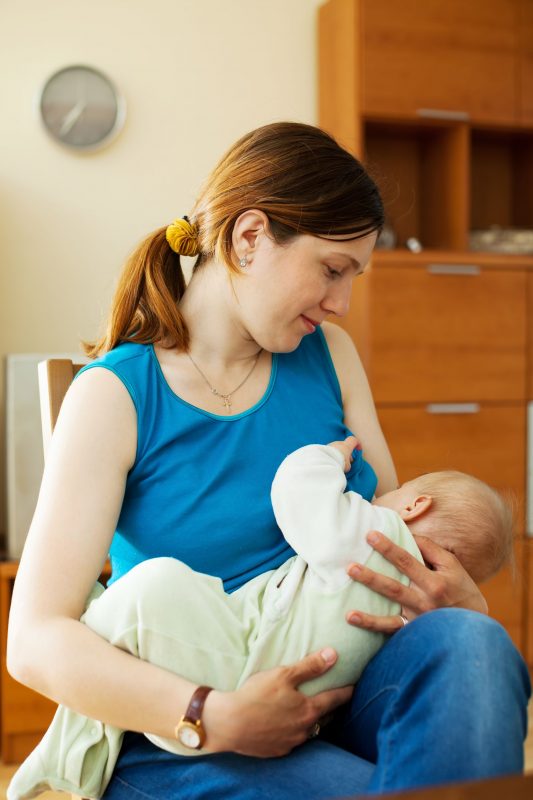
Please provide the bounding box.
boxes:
[178,724,201,749]
[39,65,125,150]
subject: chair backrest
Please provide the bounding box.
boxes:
[38,359,85,459]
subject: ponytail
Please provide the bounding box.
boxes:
[84,227,189,357]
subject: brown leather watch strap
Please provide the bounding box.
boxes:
[183,685,213,724]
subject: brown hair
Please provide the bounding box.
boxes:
[412,471,515,584]
[85,122,384,357]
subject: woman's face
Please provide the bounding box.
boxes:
[233,229,377,352]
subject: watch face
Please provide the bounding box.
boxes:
[39,65,125,151]
[178,723,202,749]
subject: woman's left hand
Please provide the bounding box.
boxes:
[345,531,488,634]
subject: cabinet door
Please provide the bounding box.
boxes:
[0,561,110,762]
[361,0,517,124]
[377,403,526,524]
[519,0,533,125]
[482,538,525,652]
[527,539,533,667]
[528,267,533,402]
[0,569,57,762]
[343,265,527,405]
[377,404,526,650]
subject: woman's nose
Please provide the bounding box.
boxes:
[322,281,352,318]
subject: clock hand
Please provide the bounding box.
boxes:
[59,100,87,137]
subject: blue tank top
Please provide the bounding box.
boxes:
[78,328,377,591]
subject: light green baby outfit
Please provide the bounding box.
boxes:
[8,445,422,799]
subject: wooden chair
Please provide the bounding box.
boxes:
[38,358,85,457]
[38,359,90,800]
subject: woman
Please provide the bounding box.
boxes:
[8,122,530,799]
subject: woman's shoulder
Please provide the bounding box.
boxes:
[321,321,356,357]
[320,321,364,394]
[87,341,151,370]
[76,342,153,415]
[79,342,152,385]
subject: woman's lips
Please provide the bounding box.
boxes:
[301,315,319,333]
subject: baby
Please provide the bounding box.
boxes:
[9,437,513,800]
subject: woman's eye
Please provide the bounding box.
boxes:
[326,266,341,279]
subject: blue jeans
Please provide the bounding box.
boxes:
[102,610,531,799]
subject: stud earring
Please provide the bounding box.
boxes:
[239,255,248,268]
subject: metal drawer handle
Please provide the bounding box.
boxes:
[427,264,481,276]
[426,403,480,415]
[417,108,470,121]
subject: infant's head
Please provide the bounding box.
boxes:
[374,471,514,584]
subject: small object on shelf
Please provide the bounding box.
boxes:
[375,224,396,250]
[406,237,423,253]
[469,227,533,255]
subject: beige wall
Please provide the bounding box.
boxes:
[0,0,323,544]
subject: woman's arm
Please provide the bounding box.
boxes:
[8,367,203,738]
[322,321,398,496]
[322,322,488,624]
[8,367,350,755]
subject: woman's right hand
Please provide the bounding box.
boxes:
[203,648,353,757]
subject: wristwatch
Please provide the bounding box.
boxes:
[175,685,213,749]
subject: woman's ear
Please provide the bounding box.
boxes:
[399,495,433,522]
[231,209,270,257]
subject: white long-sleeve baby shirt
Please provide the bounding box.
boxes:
[238,444,424,691]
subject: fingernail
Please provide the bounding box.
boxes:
[349,613,362,624]
[349,563,362,575]
[321,648,336,664]
[367,532,379,544]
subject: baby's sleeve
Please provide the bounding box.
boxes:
[271,445,390,589]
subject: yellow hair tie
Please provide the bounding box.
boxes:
[166,217,200,256]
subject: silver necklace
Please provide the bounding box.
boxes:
[187,349,263,410]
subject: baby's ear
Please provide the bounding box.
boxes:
[400,495,433,522]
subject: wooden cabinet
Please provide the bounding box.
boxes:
[0,560,110,762]
[319,0,533,658]
[483,539,525,651]
[344,259,527,405]
[527,540,533,667]
[0,563,56,762]
[335,252,531,654]
[319,0,533,250]
[519,0,533,125]
[364,121,469,250]
[470,129,533,233]
[360,0,518,125]
[377,403,526,521]
[528,272,533,400]
[339,255,531,655]
[378,404,526,652]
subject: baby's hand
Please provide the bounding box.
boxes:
[329,436,360,472]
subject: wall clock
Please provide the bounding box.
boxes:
[38,65,126,151]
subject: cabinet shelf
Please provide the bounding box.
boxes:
[364,119,533,257]
[364,120,468,251]
[371,249,533,270]
[470,128,533,232]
